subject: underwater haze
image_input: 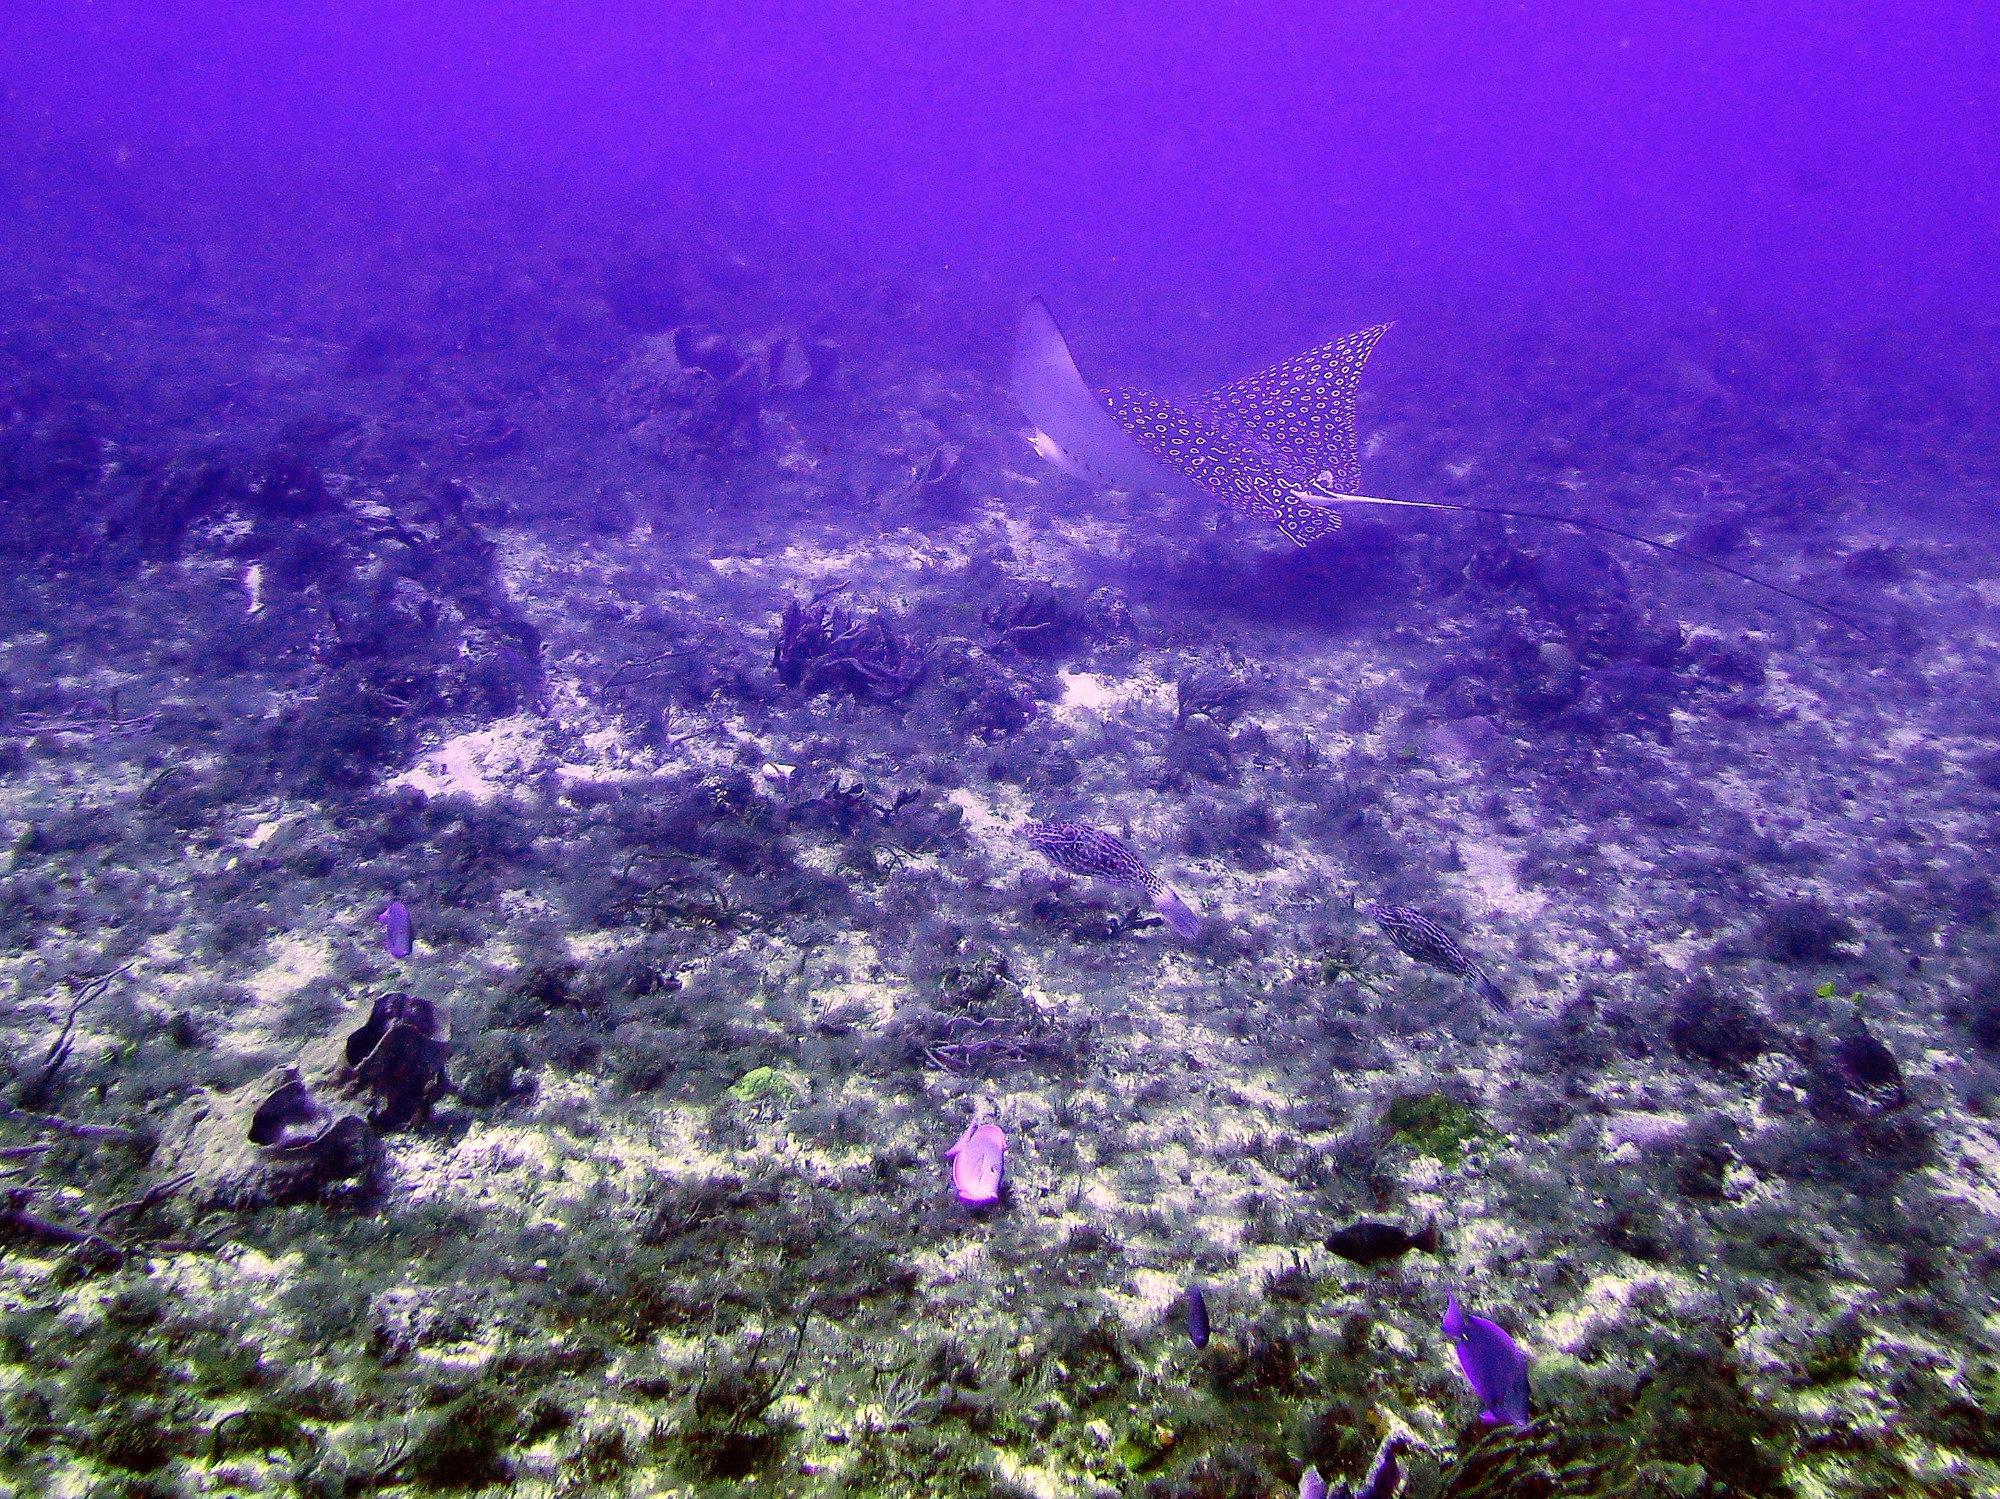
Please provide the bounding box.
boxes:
[2,2,2000,1497]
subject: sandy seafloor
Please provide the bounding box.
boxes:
[3,193,2000,1499]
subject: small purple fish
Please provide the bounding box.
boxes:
[378,901,414,960]
[1020,818,1201,939]
[1304,1435,1405,1499]
[1443,1292,1531,1426]
[946,1122,1006,1207]
[1186,1284,1210,1348]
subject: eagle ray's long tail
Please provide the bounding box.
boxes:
[1310,487,1871,639]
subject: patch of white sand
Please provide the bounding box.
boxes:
[388,715,547,802]
[1453,837,1546,920]
[1053,669,1172,723]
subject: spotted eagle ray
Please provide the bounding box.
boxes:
[1011,298,1867,635]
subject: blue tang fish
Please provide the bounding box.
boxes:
[1443,1292,1531,1426]
[378,901,414,960]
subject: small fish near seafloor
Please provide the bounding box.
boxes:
[1443,1292,1531,1426]
[1368,903,1507,1010]
[1301,1433,1403,1499]
[946,1122,1006,1208]
[1019,818,1202,940]
[1185,1284,1210,1348]
[1326,1217,1440,1267]
[378,901,413,960]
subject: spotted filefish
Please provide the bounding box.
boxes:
[1020,818,1202,940]
[1368,903,1507,1010]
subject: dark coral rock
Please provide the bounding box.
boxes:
[456,1031,537,1109]
[1687,509,1751,557]
[1597,1204,1676,1263]
[1754,899,1856,965]
[1951,876,1998,924]
[401,1387,519,1489]
[761,332,838,394]
[608,327,764,461]
[247,1073,338,1150]
[1084,585,1134,640]
[1669,979,1775,1070]
[1578,661,1681,735]
[1691,638,1767,692]
[160,1066,383,1210]
[1432,672,1497,720]
[1962,978,2000,1052]
[901,443,967,512]
[1842,544,1907,581]
[1515,639,1582,715]
[674,326,746,382]
[931,642,1034,737]
[1532,535,1629,616]
[1672,1137,1734,1202]
[1827,1022,1907,1112]
[1626,1346,1794,1491]
[343,992,452,1130]
[1295,1397,1377,1489]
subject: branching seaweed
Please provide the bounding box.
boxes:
[16,963,133,1111]
[773,588,927,702]
[1174,667,1254,729]
[982,587,1077,658]
[672,1309,813,1479]
[891,958,1089,1076]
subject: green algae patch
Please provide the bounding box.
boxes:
[728,1067,804,1106]
[1382,1092,1491,1166]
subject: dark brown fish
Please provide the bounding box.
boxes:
[1325,1217,1439,1267]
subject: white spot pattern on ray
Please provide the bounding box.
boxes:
[1197,322,1392,494]
[1099,386,1347,546]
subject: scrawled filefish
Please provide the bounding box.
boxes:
[1020,819,1201,940]
[1368,903,1507,1010]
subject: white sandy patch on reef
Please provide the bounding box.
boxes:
[1601,1109,1689,1150]
[242,816,285,847]
[1108,1268,1186,1335]
[249,932,332,1002]
[223,931,332,1046]
[1452,836,1545,920]
[1537,1267,1705,1359]
[988,1453,1068,1499]
[948,783,1034,864]
[389,715,548,802]
[1054,669,1173,723]
[706,532,965,600]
